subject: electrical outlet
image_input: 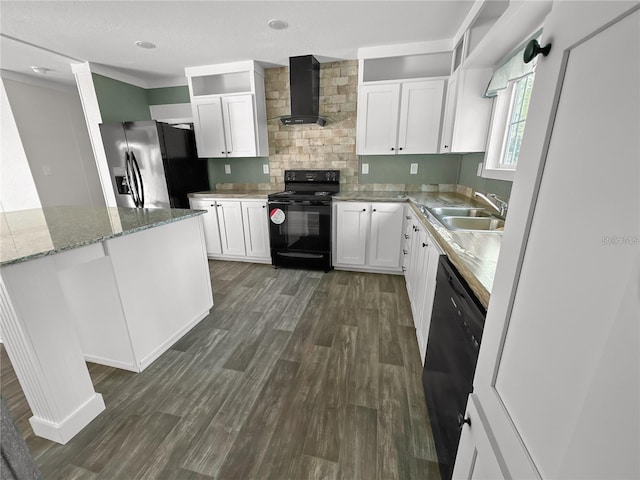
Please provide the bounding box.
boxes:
[224,164,231,174]
[263,164,269,174]
[362,163,369,174]
[477,162,484,176]
[410,163,418,175]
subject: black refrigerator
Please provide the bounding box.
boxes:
[99,121,209,209]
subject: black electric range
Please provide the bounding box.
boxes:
[267,170,339,271]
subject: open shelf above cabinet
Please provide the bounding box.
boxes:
[362,51,453,83]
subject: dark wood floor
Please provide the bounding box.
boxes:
[1,260,439,479]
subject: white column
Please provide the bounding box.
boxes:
[0,255,105,444]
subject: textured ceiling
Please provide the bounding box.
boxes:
[0,1,474,87]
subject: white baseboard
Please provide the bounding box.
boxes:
[137,308,211,372]
[29,393,105,445]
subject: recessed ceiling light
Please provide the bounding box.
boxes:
[268,19,288,30]
[30,66,50,74]
[135,41,156,49]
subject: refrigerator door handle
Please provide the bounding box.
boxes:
[130,152,145,208]
[124,151,136,206]
[125,151,140,207]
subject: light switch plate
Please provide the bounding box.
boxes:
[477,162,484,176]
[224,164,231,174]
[410,163,418,175]
[362,163,369,174]
[263,164,269,174]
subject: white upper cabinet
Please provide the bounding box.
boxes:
[398,80,446,154]
[185,61,269,158]
[357,79,445,155]
[356,47,451,156]
[356,84,401,155]
[439,68,493,153]
[193,100,226,159]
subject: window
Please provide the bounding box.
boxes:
[483,71,536,181]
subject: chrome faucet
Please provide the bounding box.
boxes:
[474,192,508,217]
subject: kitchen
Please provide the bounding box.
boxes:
[1,1,638,479]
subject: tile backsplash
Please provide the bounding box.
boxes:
[264,60,358,190]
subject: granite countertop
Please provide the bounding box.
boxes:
[334,191,502,308]
[0,206,205,267]
[188,190,280,199]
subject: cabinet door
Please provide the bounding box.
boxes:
[450,68,493,153]
[241,200,270,258]
[356,84,401,155]
[368,202,404,269]
[411,227,430,340]
[217,200,246,256]
[189,199,222,255]
[417,236,441,362]
[402,209,414,282]
[440,72,459,153]
[335,202,369,265]
[193,99,227,158]
[222,95,257,157]
[397,79,445,154]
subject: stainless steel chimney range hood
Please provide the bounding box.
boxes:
[281,55,327,126]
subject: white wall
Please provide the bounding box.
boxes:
[2,75,105,208]
[0,79,42,212]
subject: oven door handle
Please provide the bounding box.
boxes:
[268,200,331,207]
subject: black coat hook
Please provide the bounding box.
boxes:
[523,39,552,64]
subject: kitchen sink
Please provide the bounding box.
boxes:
[440,216,505,231]
[428,207,492,217]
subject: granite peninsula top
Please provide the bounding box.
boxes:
[0,206,205,266]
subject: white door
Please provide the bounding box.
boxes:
[335,202,369,265]
[455,3,640,479]
[217,200,246,256]
[241,200,270,258]
[398,79,445,154]
[368,202,404,268]
[222,95,257,157]
[193,99,226,158]
[189,199,222,255]
[356,84,401,155]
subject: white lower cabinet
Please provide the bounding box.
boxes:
[241,200,270,258]
[189,198,223,255]
[334,201,404,273]
[217,200,246,256]
[189,197,270,263]
[403,206,442,362]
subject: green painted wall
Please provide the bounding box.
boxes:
[359,154,461,184]
[207,157,270,186]
[146,86,190,105]
[459,152,513,199]
[92,74,151,123]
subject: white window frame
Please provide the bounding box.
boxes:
[482,72,535,181]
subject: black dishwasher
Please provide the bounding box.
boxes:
[422,256,486,480]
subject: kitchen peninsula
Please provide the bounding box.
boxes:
[0,206,213,444]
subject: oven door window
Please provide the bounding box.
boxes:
[269,203,330,252]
